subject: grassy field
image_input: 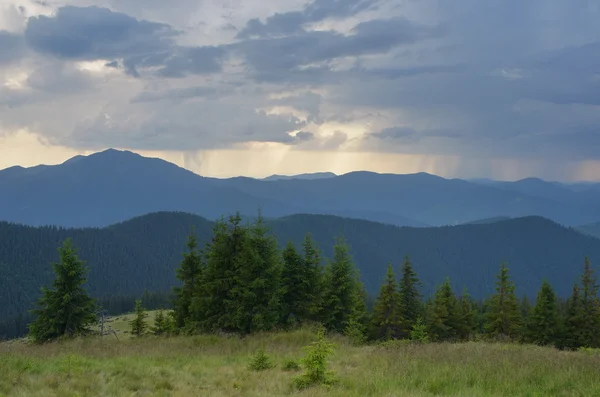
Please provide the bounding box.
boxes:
[92,310,160,337]
[1,327,600,397]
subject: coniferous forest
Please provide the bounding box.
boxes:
[23,211,600,351]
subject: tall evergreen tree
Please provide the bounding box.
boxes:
[579,257,600,348]
[525,280,560,346]
[281,241,316,327]
[232,212,283,334]
[130,299,148,337]
[398,255,421,337]
[321,236,363,333]
[457,288,477,341]
[173,228,203,329]
[190,215,243,332]
[562,283,585,349]
[426,278,460,341]
[302,233,323,321]
[29,239,96,343]
[485,262,522,339]
[520,294,532,320]
[370,263,403,340]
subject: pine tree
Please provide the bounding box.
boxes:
[520,294,532,320]
[457,288,477,341]
[525,280,560,346]
[579,257,600,348]
[426,278,460,341]
[370,263,403,340]
[232,212,283,334]
[302,233,323,321]
[398,255,421,338]
[151,309,172,336]
[562,283,585,349]
[29,239,96,343]
[173,228,203,329]
[485,262,522,340]
[321,236,363,333]
[130,299,148,337]
[190,215,244,332]
[281,240,320,327]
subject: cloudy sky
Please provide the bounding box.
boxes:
[1,0,600,181]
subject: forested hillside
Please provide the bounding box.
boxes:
[2,212,600,331]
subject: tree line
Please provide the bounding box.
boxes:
[25,212,600,349]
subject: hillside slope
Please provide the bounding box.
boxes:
[1,212,599,323]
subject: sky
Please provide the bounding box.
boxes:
[1,0,600,181]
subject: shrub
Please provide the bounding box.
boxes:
[293,328,338,390]
[247,348,274,371]
[282,359,301,371]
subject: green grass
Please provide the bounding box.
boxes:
[1,328,600,396]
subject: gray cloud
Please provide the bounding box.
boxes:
[131,85,234,103]
[25,6,178,60]
[0,30,26,64]
[23,5,225,78]
[26,62,96,93]
[237,0,380,39]
[233,17,442,83]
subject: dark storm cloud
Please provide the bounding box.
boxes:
[23,5,225,77]
[237,0,380,38]
[0,31,26,64]
[24,6,178,59]
[233,17,442,82]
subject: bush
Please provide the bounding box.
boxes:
[247,348,274,371]
[409,316,429,343]
[293,328,338,390]
[344,320,367,346]
[282,359,301,371]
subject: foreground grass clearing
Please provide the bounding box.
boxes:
[1,329,600,397]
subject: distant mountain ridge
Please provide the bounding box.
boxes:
[262,172,337,181]
[2,149,600,228]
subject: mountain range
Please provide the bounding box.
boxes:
[1,149,600,228]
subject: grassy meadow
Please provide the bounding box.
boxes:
[1,326,600,397]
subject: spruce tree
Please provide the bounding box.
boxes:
[321,236,363,333]
[190,215,244,332]
[130,299,148,337]
[173,228,203,329]
[458,288,477,341]
[29,239,96,343]
[302,233,323,321]
[484,262,522,339]
[398,255,421,337]
[370,263,403,340]
[562,283,585,349]
[426,278,460,341]
[520,294,532,320]
[579,257,600,348]
[151,309,172,336]
[232,212,282,334]
[525,280,560,346]
[281,241,315,327]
